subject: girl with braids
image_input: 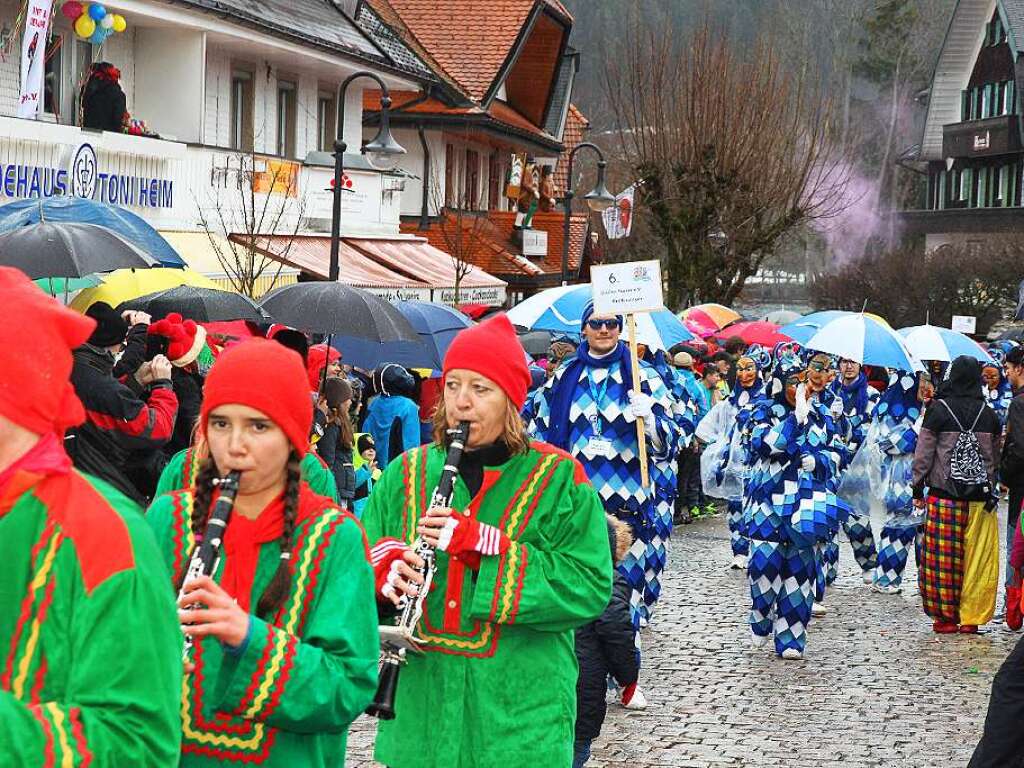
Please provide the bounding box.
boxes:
[145,338,379,767]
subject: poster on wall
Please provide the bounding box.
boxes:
[17,0,55,119]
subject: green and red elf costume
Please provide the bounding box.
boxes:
[362,316,613,768]
[0,267,182,766]
[147,339,379,767]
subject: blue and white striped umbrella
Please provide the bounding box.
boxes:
[506,284,696,351]
[778,310,847,345]
[803,312,923,372]
[898,324,993,364]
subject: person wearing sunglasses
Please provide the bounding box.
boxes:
[524,300,684,696]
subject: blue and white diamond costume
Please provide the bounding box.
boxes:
[743,355,849,657]
[523,324,681,647]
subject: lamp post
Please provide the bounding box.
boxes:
[328,71,406,282]
[560,141,615,286]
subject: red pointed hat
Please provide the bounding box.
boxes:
[443,314,530,409]
[0,267,95,435]
[148,312,207,367]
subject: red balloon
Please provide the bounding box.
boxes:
[61,1,84,19]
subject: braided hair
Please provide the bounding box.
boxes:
[177,451,303,621]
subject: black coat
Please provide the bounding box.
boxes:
[82,77,126,132]
[318,424,355,502]
[574,572,638,742]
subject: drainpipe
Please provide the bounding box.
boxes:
[418,121,431,230]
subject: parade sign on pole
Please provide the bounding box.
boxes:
[17,0,54,119]
[951,315,977,335]
[591,259,664,488]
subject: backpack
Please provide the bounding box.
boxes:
[937,399,991,499]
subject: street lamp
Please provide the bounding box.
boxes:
[329,71,406,282]
[560,141,616,286]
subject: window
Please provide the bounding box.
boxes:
[43,34,62,118]
[276,80,297,158]
[959,167,972,203]
[982,85,992,119]
[444,144,455,208]
[230,69,254,152]
[317,92,336,152]
[937,170,946,210]
[987,16,1006,46]
[488,153,500,209]
[464,149,479,209]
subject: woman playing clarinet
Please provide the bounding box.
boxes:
[363,315,613,768]
[146,338,379,767]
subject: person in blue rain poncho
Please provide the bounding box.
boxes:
[743,351,850,659]
[362,363,422,469]
[695,346,769,570]
[524,301,682,685]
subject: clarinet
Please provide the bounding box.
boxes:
[178,470,242,663]
[366,421,470,719]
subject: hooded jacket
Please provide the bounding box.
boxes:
[913,356,1002,501]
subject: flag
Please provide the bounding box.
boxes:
[602,183,636,240]
[17,0,54,119]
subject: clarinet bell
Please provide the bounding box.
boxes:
[366,658,401,720]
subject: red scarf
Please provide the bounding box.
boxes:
[0,433,71,516]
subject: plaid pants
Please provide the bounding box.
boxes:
[919,496,969,624]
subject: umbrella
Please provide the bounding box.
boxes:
[70,268,220,312]
[718,320,791,347]
[518,330,553,357]
[761,309,801,325]
[506,284,696,351]
[778,310,848,345]
[0,196,185,267]
[258,282,419,341]
[34,276,100,295]
[687,303,742,329]
[803,312,923,372]
[898,325,993,364]
[394,300,473,368]
[119,285,268,323]
[0,222,157,278]
[459,302,501,321]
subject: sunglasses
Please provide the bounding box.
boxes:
[586,318,621,331]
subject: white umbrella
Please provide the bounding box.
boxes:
[898,325,993,364]
[803,312,923,372]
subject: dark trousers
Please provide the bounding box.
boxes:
[968,634,1024,768]
[676,445,703,512]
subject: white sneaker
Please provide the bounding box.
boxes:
[811,601,827,617]
[780,648,804,660]
[622,686,647,710]
[730,554,748,570]
[871,582,902,595]
[750,630,769,649]
[862,571,874,585]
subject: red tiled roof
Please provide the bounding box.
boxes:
[400,210,589,281]
[371,0,535,102]
[365,92,558,145]
[553,103,589,191]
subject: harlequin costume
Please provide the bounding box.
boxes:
[523,304,681,638]
[363,316,612,768]
[0,267,182,765]
[145,338,379,766]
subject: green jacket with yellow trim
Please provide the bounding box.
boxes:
[0,468,182,766]
[145,484,378,767]
[361,440,612,768]
[154,447,339,503]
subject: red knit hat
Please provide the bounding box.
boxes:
[0,267,95,435]
[199,338,312,455]
[443,314,530,409]
[148,312,207,367]
[306,343,341,391]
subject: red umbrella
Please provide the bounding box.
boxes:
[679,308,719,338]
[459,303,499,321]
[718,320,791,347]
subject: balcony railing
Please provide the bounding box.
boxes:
[942,114,1021,158]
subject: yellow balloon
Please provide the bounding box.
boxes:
[111,14,126,32]
[74,14,96,38]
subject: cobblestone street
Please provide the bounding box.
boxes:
[347,509,1019,767]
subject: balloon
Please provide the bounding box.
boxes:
[74,14,95,38]
[111,14,126,32]
[87,3,106,21]
[88,26,109,45]
[100,13,114,29]
[61,1,84,20]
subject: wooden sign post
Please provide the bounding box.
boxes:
[590,260,665,488]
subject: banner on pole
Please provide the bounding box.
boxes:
[601,183,636,240]
[17,0,54,119]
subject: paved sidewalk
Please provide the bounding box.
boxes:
[346,511,1018,767]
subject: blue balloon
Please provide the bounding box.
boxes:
[88,3,106,20]
[88,25,109,45]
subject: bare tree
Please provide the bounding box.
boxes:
[603,16,852,309]
[196,148,307,298]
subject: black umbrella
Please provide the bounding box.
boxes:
[258,282,418,341]
[518,330,553,357]
[0,221,157,278]
[119,285,269,323]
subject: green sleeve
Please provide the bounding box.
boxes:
[0,513,183,766]
[155,449,188,497]
[360,455,407,545]
[469,460,612,633]
[302,452,340,503]
[211,516,379,734]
